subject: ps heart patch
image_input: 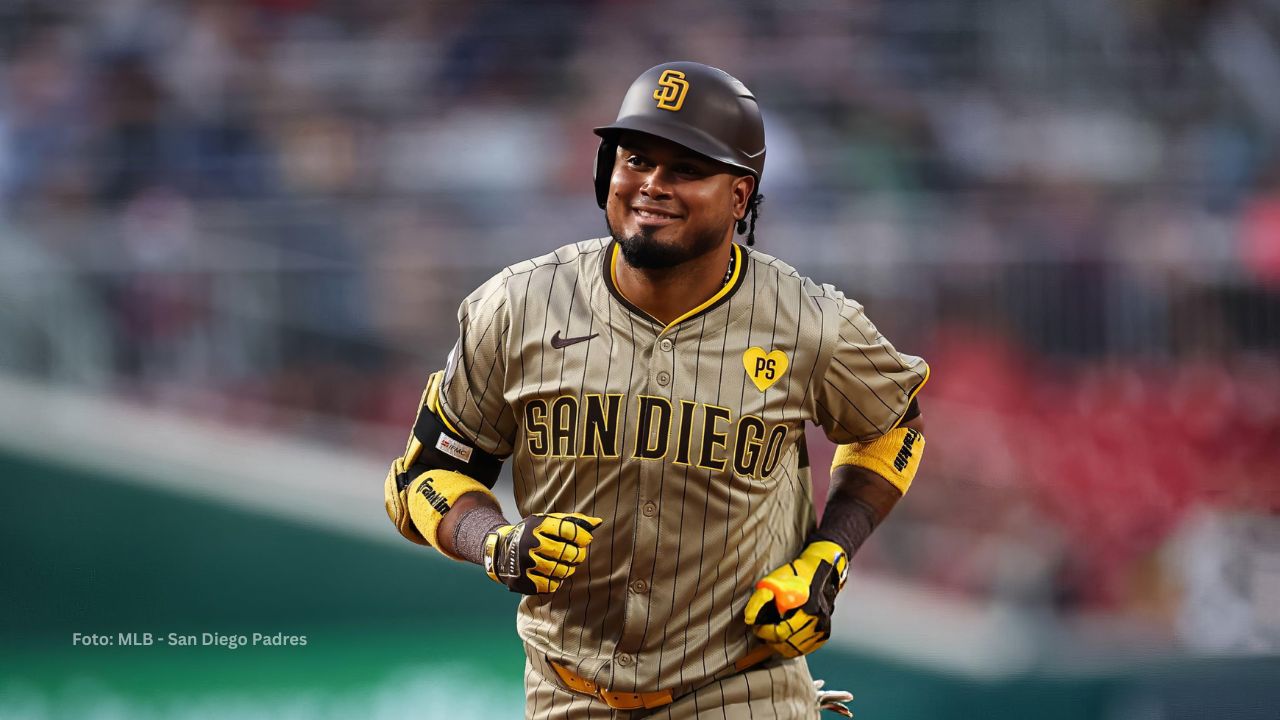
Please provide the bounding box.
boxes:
[743,347,789,392]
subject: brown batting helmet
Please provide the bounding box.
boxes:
[593,61,766,209]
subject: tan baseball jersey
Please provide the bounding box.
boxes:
[436,237,928,705]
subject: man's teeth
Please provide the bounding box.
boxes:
[637,210,672,219]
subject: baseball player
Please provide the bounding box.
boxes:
[384,61,929,718]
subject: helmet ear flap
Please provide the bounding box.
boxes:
[594,139,617,209]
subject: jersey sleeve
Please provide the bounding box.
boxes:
[810,295,929,444]
[437,273,518,458]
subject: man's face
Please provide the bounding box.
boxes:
[604,132,753,269]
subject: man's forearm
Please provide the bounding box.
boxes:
[813,414,925,555]
[809,465,901,556]
[438,492,509,564]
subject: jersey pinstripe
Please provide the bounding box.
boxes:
[436,237,928,700]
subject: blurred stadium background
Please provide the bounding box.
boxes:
[1,0,1278,717]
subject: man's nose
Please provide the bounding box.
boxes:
[639,167,673,198]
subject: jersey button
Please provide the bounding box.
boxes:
[641,502,657,517]
[659,338,673,352]
[656,371,670,386]
[631,579,648,594]
[616,653,634,667]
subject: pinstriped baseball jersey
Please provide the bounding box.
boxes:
[437,237,928,699]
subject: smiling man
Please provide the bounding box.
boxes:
[383,62,929,718]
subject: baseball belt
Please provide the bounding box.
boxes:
[547,645,775,711]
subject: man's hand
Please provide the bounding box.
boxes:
[813,679,854,717]
[483,513,603,594]
[743,540,849,657]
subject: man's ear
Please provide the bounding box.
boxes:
[732,175,756,220]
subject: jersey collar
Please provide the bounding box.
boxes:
[602,241,747,332]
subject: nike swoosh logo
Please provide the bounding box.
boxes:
[550,331,599,349]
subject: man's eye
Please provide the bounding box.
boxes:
[625,155,648,168]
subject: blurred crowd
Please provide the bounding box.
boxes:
[859,327,1278,637]
[1,0,1277,636]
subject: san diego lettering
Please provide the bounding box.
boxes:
[523,394,790,479]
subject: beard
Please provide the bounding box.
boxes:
[607,220,725,270]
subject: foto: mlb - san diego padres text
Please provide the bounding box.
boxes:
[72,632,306,649]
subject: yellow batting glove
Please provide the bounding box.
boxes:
[743,541,849,658]
[483,513,603,594]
